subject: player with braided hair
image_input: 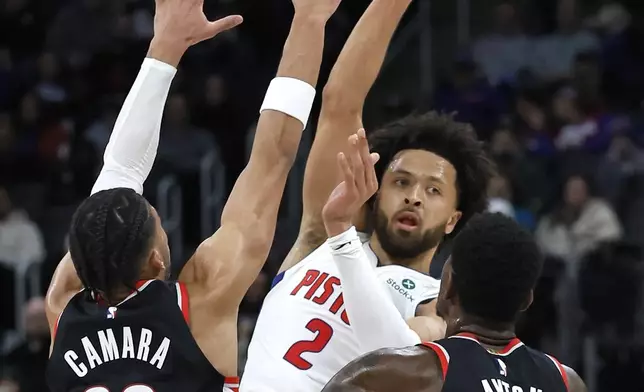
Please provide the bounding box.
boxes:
[68,188,159,302]
[44,0,343,390]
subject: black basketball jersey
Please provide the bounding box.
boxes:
[420,333,569,392]
[47,279,230,392]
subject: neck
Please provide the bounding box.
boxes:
[451,315,516,346]
[369,234,436,272]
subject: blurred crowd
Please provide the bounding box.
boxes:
[0,0,643,391]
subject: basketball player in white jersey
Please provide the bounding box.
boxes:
[44,0,343,390]
[240,0,496,390]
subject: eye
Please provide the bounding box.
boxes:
[394,178,409,187]
[427,186,441,195]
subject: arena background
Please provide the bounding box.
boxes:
[1,0,643,390]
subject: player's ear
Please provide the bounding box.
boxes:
[148,249,166,275]
[444,210,462,235]
[519,290,534,312]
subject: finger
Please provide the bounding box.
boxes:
[367,152,380,191]
[204,15,243,39]
[347,134,365,194]
[337,152,356,192]
[356,128,374,192]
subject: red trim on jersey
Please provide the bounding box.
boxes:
[178,282,190,324]
[456,332,479,340]
[498,338,522,354]
[134,280,148,289]
[547,355,570,391]
[95,279,151,304]
[455,332,522,354]
[52,312,62,340]
[421,342,449,380]
[224,376,239,392]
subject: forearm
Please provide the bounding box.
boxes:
[323,0,412,110]
[91,52,176,195]
[251,15,325,167]
[297,0,413,231]
[329,226,421,352]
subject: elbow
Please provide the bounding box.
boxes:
[321,83,362,117]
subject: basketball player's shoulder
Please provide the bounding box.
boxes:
[526,345,586,392]
[563,364,587,392]
[324,345,441,391]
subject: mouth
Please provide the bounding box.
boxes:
[394,211,421,231]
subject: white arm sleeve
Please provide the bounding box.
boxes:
[91,58,177,195]
[329,226,421,352]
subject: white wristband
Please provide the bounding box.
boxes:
[259,77,316,129]
[327,226,361,252]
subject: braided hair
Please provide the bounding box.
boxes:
[69,188,156,303]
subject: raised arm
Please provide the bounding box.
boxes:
[322,346,443,392]
[179,0,342,306]
[45,0,241,336]
[282,0,414,272]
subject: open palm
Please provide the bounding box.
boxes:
[322,129,379,226]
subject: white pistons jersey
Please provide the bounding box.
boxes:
[240,234,441,392]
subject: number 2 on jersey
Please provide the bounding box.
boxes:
[283,318,334,370]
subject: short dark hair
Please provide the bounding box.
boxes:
[451,213,543,323]
[368,112,496,237]
[69,188,156,303]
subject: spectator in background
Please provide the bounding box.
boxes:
[588,2,644,110]
[487,174,515,218]
[0,188,44,332]
[46,0,117,68]
[596,134,644,245]
[0,188,44,268]
[2,298,50,392]
[433,60,503,140]
[83,101,119,156]
[158,93,217,173]
[489,127,553,216]
[13,93,41,157]
[472,2,530,86]
[531,0,599,81]
[33,52,67,105]
[514,90,557,157]
[535,174,622,260]
[193,74,246,191]
[553,88,604,153]
[597,133,644,204]
[571,51,602,106]
[0,377,19,392]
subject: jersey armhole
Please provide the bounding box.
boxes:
[546,354,570,391]
[51,311,63,340]
[175,282,190,324]
[420,342,450,380]
[270,270,286,289]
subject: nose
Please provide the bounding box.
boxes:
[404,185,423,207]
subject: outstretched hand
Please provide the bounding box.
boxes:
[322,129,379,237]
[151,0,243,65]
